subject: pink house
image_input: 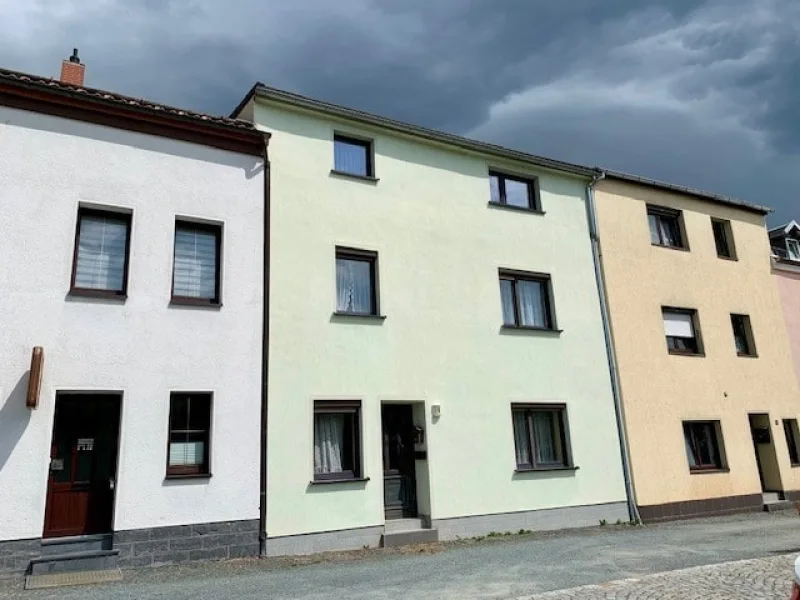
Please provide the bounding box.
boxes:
[770,221,800,386]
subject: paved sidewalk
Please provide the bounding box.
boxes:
[2,512,800,599]
[521,554,795,599]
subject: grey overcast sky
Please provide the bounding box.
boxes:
[2,0,798,223]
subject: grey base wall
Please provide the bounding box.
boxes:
[0,538,40,578]
[432,501,630,540]
[114,519,260,569]
[265,525,383,557]
[0,519,259,576]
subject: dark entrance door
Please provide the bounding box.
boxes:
[749,413,781,493]
[43,394,121,538]
[382,404,417,520]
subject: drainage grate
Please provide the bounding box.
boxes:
[25,568,123,590]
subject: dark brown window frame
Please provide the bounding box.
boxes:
[488,170,542,212]
[662,306,704,356]
[170,219,223,307]
[711,218,737,260]
[69,206,132,299]
[165,392,212,479]
[783,419,800,466]
[332,133,375,180]
[683,420,726,472]
[511,403,574,471]
[647,205,688,250]
[730,313,757,357]
[499,269,558,331]
[313,400,363,482]
[334,247,381,317]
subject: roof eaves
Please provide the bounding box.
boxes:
[251,84,598,178]
[602,169,771,215]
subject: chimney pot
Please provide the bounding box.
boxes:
[60,48,85,87]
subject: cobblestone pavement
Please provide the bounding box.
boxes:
[520,555,795,600]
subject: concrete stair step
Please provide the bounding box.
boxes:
[381,528,438,548]
[384,518,423,534]
[29,549,120,576]
[762,492,781,503]
[763,500,795,513]
[41,534,113,556]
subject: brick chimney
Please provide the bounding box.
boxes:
[59,49,85,86]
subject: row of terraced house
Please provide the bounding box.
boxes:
[2,50,800,579]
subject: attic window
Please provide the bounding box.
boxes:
[788,239,800,261]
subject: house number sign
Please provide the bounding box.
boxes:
[77,438,94,451]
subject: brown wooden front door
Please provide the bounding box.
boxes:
[43,394,121,538]
[382,404,417,520]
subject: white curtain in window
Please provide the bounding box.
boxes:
[169,441,204,466]
[684,430,698,467]
[500,280,516,325]
[533,412,557,464]
[518,280,547,327]
[314,413,344,474]
[512,411,530,466]
[648,214,661,244]
[663,312,694,338]
[489,175,501,203]
[336,258,372,313]
[74,214,127,290]
[173,227,217,298]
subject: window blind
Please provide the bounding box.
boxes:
[74,213,128,291]
[663,311,694,338]
[173,225,218,299]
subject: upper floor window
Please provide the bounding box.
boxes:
[788,239,800,261]
[499,270,556,330]
[711,218,736,260]
[333,134,373,178]
[172,221,222,306]
[663,308,703,355]
[648,205,686,249]
[71,207,131,297]
[783,419,800,466]
[489,171,540,211]
[730,314,756,357]
[335,247,379,316]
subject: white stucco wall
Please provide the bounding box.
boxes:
[255,101,627,538]
[0,106,263,541]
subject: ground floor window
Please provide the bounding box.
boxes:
[783,419,800,466]
[167,392,212,477]
[683,420,725,471]
[511,404,572,470]
[314,400,362,480]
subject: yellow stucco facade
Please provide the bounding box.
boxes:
[594,178,800,516]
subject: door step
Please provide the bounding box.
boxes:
[25,568,123,590]
[381,520,438,548]
[41,533,114,556]
[763,492,781,503]
[763,500,795,512]
[28,549,120,579]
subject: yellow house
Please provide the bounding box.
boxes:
[593,172,800,521]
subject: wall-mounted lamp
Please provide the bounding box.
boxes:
[26,346,44,409]
[431,404,441,419]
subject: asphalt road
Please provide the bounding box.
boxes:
[3,511,800,599]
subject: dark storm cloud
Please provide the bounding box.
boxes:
[0,0,797,221]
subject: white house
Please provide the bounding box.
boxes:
[233,85,631,554]
[0,54,267,577]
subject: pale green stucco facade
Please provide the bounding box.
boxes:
[250,98,628,546]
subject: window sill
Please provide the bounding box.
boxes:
[330,170,379,184]
[717,255,738,262]
[689,467,729,475]
[791,463,800,468]
[68,288,127,301]
[651,243,690,252]
[487,201,545,215]
[737,352,758,358]
[501,325,562,335]
[309,477,370,486]
[170,297,222,309]
[668,349,705,357]
[515,465,579,473]
[164,473,212,481]
[332,311,387,321]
